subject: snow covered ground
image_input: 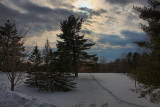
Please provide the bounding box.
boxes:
[0,71,160,107]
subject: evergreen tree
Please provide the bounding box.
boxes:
[0,26,3,70]
[48,44,76,91]
[0,20,28,91]
[132,52,140,70]
[28,45,42,66]
[26,42,76,91]
[57,15,97,76]
[25,45,43,87]
[130,0,160,101]
[133,0,160,86]
[43,39,52,66]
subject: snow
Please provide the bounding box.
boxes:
[0,84,56,107]
[0,71,160,107]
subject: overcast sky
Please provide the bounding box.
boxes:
[0,0,148,62]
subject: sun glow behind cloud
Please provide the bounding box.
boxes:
[75,0,93,9]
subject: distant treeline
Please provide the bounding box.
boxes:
[79,52,147,73]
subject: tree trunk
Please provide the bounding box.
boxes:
[74,62,78,77]
[135,80,137,88]
[73,52,78,77]
[11,77,14,91]
[75,70,78,77]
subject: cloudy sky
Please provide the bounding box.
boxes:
[0,0,148,61]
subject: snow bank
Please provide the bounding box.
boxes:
[0,84,56,107]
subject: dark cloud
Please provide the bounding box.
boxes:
[98,31,146,46]
[81,30,92,35]
[93,31,146,62]
[79,7,107,16]
[105,0,147,5]
[9,0,74,9]
[77,7,107,25]
[48,0,75,9]
[90,30,147,62]
[75,12,89,20]
[0,0,86,36]
[98,34,127,46]
[121,30,146,41]
[0,0,103,36]
[0,3,19,18]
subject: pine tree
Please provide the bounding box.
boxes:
[130,0,160,100]
[0,26,3,70]
[25,45,43,87]
[37,39,53,91]
[48,44,76,91]
[57,15,97,76]
[42,39,53,72]
[28,45,42,66]
[26,42,76,91]
[54,40,74,73]
[133,0,160,86]
[43,39,51,66]
[0,20,28,91]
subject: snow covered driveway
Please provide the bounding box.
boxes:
[0,72,160,107]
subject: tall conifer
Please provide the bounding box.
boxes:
[134,0,160,86]
[57,15,97,76]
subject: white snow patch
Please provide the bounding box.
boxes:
[0,84,56,107]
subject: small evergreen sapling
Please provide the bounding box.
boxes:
[25,45,43,87]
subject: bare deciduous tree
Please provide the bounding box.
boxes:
[0,19,30,91]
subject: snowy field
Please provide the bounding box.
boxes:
[0,71,160,107]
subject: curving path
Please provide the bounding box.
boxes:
[89,73,146,107]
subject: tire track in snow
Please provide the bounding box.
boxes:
[89,73,146,107]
